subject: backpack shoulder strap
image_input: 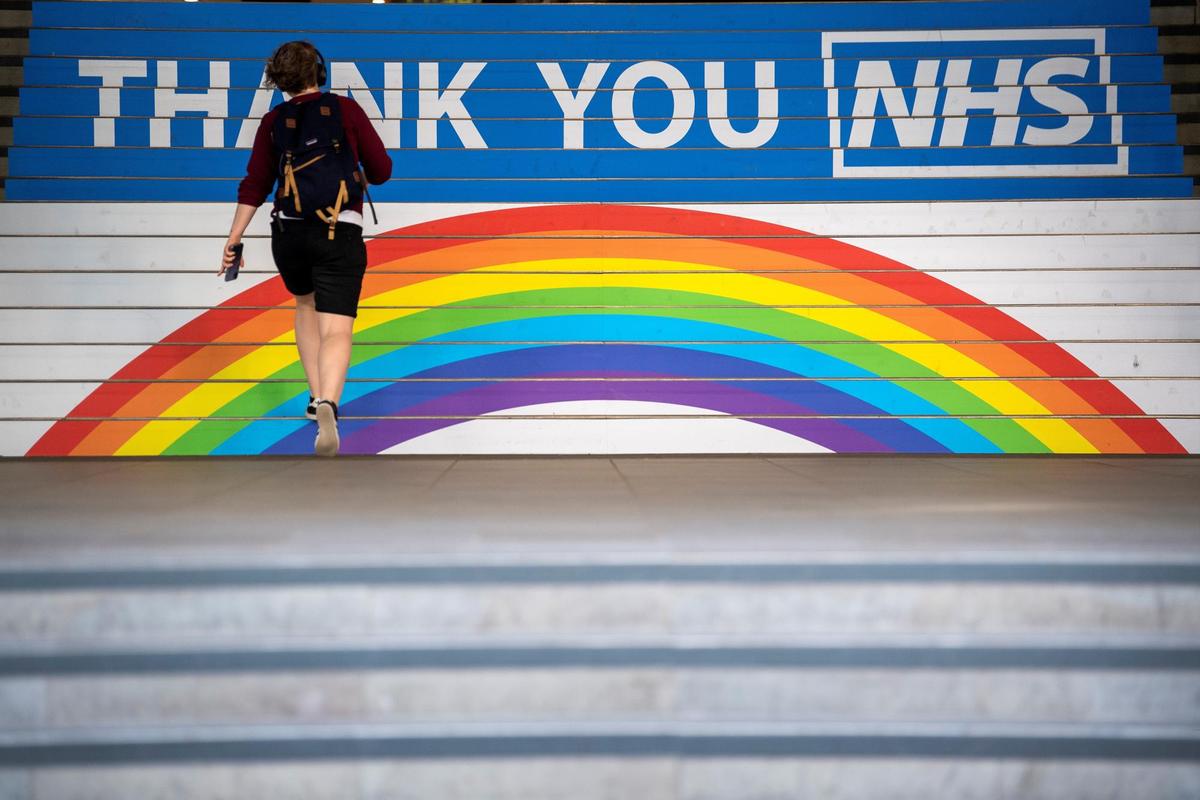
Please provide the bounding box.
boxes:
[325,94,378,225]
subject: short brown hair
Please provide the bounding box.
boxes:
[264,41,324,96]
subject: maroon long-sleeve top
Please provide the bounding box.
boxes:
[237,91,392,215]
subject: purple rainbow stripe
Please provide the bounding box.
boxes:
[263,345,951,454]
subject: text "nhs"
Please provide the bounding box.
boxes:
[847,57,1099,147]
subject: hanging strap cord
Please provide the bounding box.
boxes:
[280,153,327,214]
[280,153,301,213]
[315,180,350,240]
[355,169,379,225]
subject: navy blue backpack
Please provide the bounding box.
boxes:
[271,93,376,239]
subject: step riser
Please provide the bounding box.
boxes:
[1173,93,1200,113]
[1158,35,1200,55]
[1153,7,1199,26]
[3,585,1196,642]
[1,759,1197,800]
[2,669,1196,728]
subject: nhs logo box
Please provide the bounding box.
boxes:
[7,0,1191,202]
[825,29,1129,178]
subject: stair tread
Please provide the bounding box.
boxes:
[4,633,1198,660]
[4,558,1199,589]
[5,718,1199,744]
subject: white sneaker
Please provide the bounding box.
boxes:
[313,399,339,457]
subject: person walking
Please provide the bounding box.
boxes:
[221,41,392,457]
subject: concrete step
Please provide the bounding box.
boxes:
[2,664,1195,729]
[0,721,1196,800]
[1,457,1196,799]
[2,566,1197,644]
[4,457,1198,565]
[2,757,1199,800]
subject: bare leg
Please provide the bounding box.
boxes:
[293,293,321,399]
[317,311,355,405]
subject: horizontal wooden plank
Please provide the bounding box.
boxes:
[2,270,1198,308]
[5,379,1199,421]
[1,306,1195,344]
[3,201,1195,238]
[1,234,1197,270]
[3,342,1195,382]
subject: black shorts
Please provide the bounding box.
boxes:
[270,219,368,318]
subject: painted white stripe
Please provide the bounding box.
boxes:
[997,306,1199,342]
[845,235,1200,270]
[1065,343,1200,378]
[0,345,149,381]
[383,402,832,455]
[821,28,1107,47]
[834,151,1129,179]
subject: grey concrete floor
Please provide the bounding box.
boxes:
[1,456,1197,566]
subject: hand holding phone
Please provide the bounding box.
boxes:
[225,242,243,282]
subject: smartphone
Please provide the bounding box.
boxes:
[225,243,243,282]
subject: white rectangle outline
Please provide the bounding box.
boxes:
[822,28,1126,178]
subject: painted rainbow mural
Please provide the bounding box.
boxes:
[28,204,1185,456]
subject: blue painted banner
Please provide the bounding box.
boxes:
[25,1,1156,32]
[10,0,1190,201]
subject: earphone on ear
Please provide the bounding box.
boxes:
[313,46,327,87]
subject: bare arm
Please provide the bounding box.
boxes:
[222,112,276,275]
[220,203,259,275]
